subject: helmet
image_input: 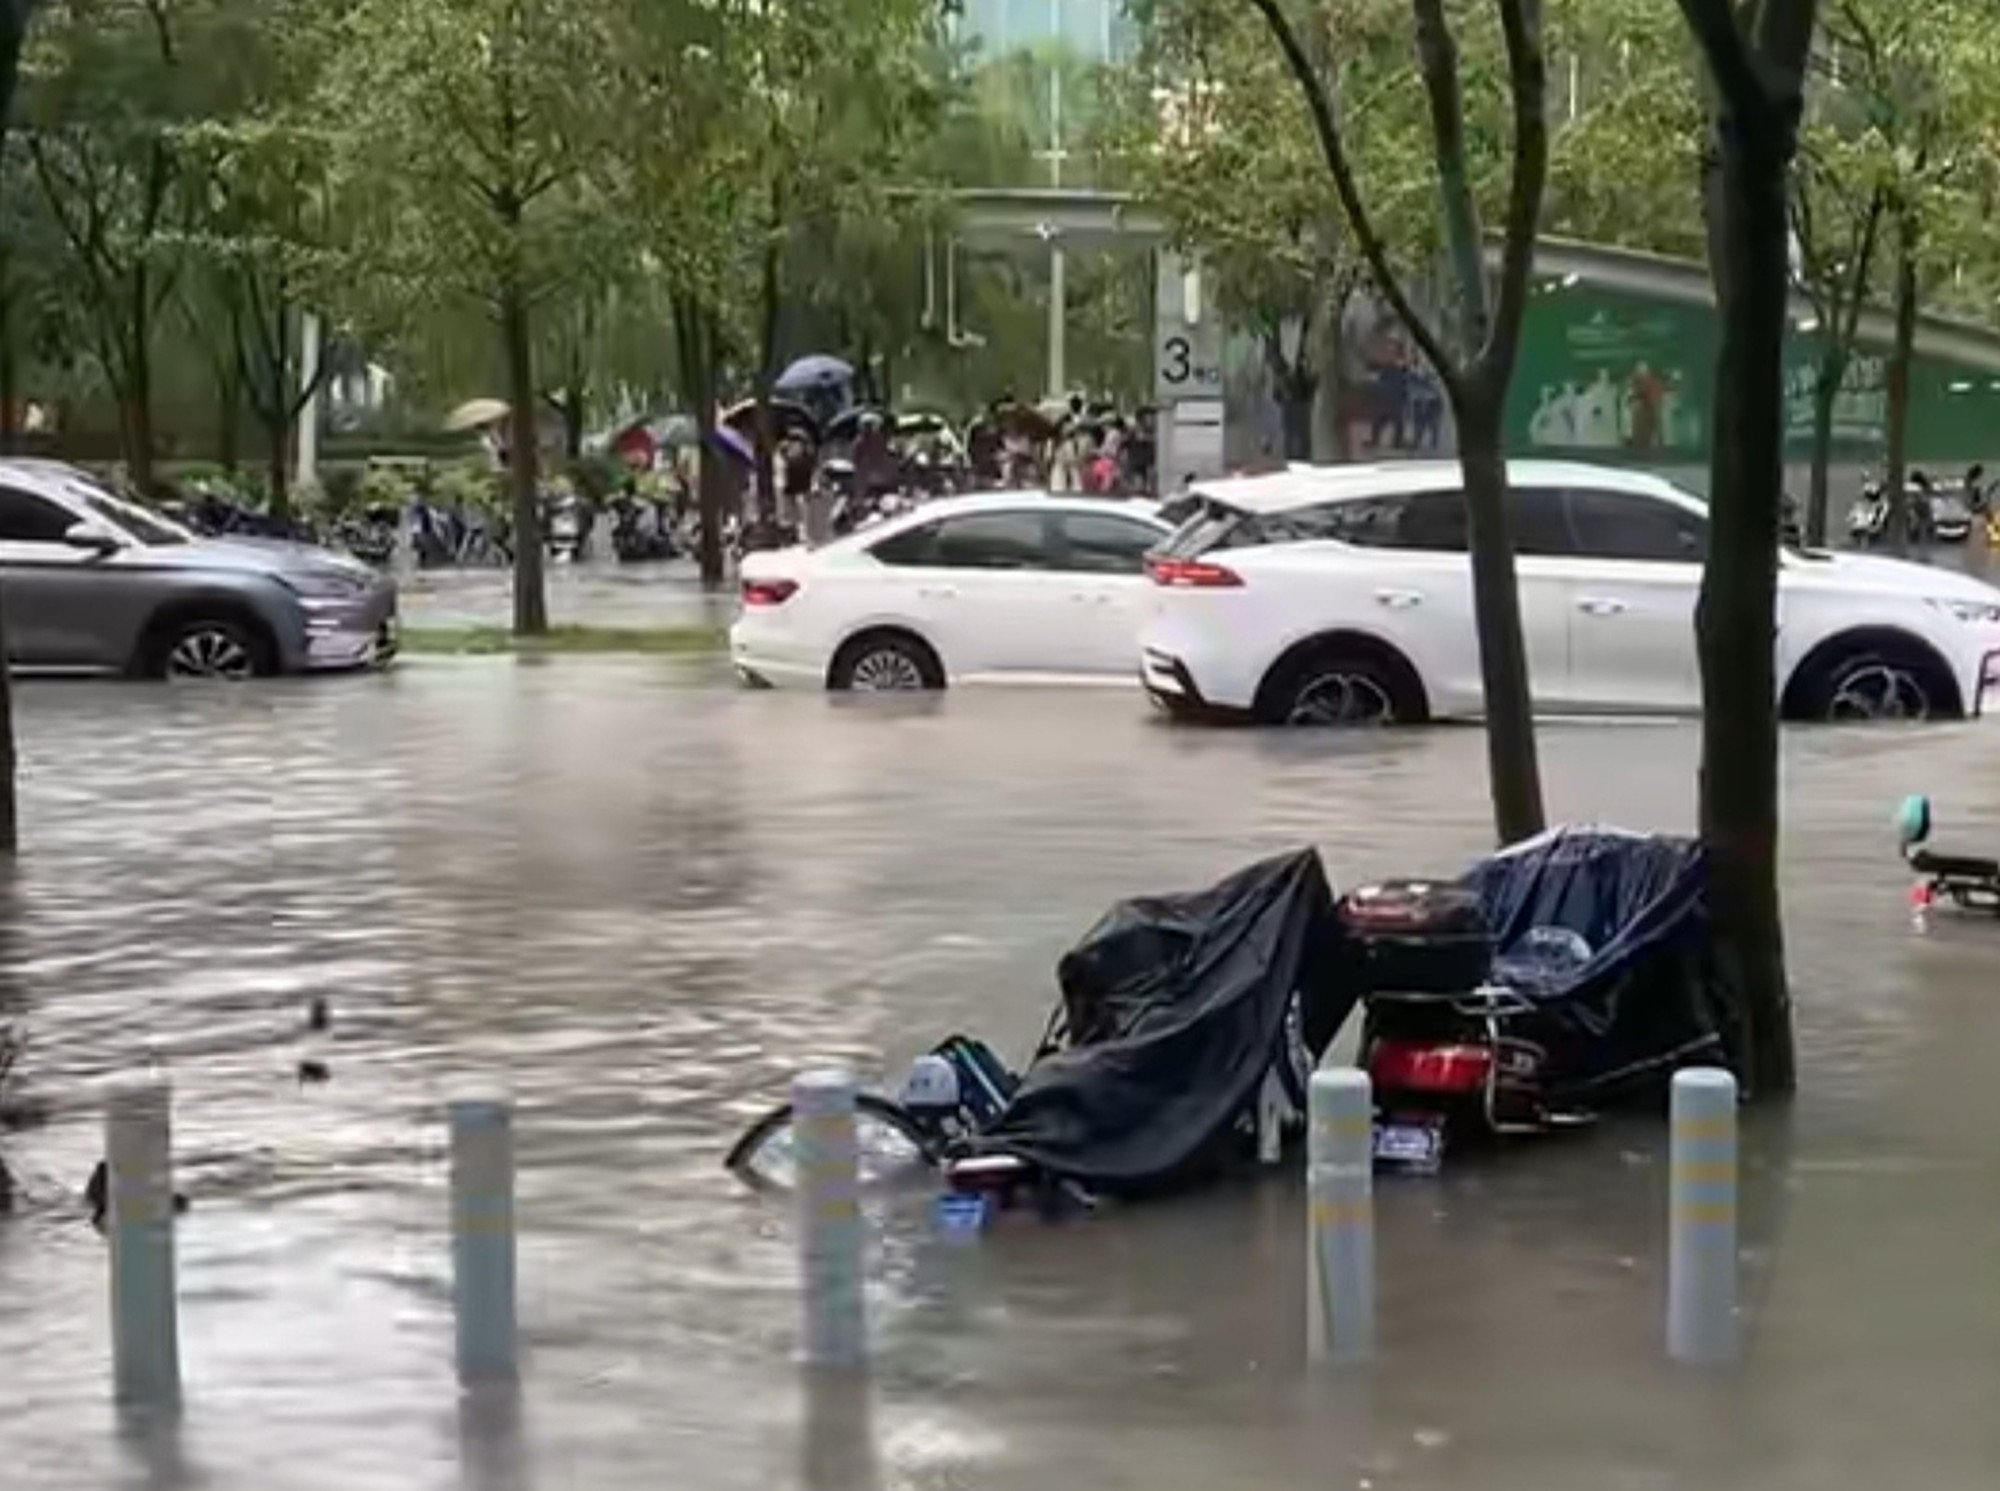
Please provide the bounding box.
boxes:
[898,1054,960,1112]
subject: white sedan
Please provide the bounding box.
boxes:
[730,493,1175,691]
[1141,459,2000,724]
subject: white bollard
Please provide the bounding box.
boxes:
[1668,1067,1739,1366]
[450,1094,517,1385]
[793,1070,866,1370]
[106,1074,180,1406]
[1307,1067,1374,1363]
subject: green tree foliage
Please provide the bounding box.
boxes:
[1244,0,1553,844]
[318,0,624,633]
[16,0,234,491]
[1810,0,2000,549]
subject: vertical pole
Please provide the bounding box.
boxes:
[107,1075,180,1406]
[794,1069,866,1369]
[1047,244,1067,402]
[1307,1068,1374,1363]
[1668,1067,1739,1366]
[296,311,322,493]
[451,1094,517,1385]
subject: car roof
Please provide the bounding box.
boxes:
[1188,460,1694,515]
[0,458,100,503]
[849,491,1168,540]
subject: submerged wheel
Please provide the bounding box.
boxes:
[1258,643,1423,727]
[723,1092,939,1192]
[1794,643,1957,723]
[828,631,944,693]
[146,614,274,681]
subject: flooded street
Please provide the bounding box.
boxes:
[1,664,1998,1489]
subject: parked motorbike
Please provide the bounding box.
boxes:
[1346,829,1736,1172]
[545,494,584,561]
[609,496,680,562]
[1847,483,1889,545]
[336,506,400,567]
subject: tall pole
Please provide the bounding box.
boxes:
[1044,3,1066,402]
[296,312,322,493]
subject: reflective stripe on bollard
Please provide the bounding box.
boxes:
[1307,1067,1374,1363]
[1668,1067,1738,1366]
[107,1074,180,1406]
[450,1094,517,1385]
[794,1070,866,1370]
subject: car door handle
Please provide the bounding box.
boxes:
[1576,596,1628,616]
[917,585,958,600]
[1373,588,1423,610]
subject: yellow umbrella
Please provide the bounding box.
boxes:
[444,398,511,433]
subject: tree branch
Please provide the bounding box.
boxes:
[1410,0,1488,357]
[1241,0,1461,393]
[1835,186,1883,347]
[1674,0,1761,115]
[1480,0,1549,386]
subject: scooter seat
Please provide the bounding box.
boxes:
[1910,847,2000,883]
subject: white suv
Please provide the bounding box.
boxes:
[1139,460,2000,725]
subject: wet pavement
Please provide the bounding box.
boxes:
[0,665,1997,1489]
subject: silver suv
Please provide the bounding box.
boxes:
[0,459,396,678]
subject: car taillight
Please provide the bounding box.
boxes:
[1368,1039,1494,1095]
[1145,555,1243,588]
[741,578,799,607]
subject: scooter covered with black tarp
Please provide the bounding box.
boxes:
[1360,827,1747,1170]
[966,848,1355,1196]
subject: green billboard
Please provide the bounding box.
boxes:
[1504,281,2000,466]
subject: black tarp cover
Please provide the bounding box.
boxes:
[1459,826,1744,1099]
[974,849,1350,1193]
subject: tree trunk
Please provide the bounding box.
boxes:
[499,274,547,636]
[215,364,241,474]
[1698,110,1795,1099]
[1454,395,1546,845]
[1883,211,1918,558]
[0,0,38,855]
[561,390,585,464]
[123,322,156,495]
[1310,290,1349,462]
[0,295,20,457]
[1804,353,1841,548]
[750,238,782,540]
[266,421,289,519]
[1263,327,1315,461]
[672,290,727,588]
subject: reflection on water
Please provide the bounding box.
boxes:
[1,665,1998,1489]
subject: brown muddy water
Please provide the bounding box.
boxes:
[0,662,1996,1491]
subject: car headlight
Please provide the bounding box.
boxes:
[1928,597,2000,625]
[282,570,369,601]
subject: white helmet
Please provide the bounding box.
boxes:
[898,1054,961,1112]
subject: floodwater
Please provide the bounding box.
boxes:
[1,665,1998,1490]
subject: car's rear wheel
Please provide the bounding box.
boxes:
[1796,643,1955,723]
[145,614,275,681]
[1259,644,1422,727]
[828,631,944,693]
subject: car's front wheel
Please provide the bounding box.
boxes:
[828,630,944,692]
[1259,644,1422,726]
[1793,642,1957,723]
[145,614,275,681]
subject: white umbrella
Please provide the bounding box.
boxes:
[444,398,511,433]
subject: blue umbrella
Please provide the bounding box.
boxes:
[774,354,854,393]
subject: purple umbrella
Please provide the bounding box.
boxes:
[705,424,754,467]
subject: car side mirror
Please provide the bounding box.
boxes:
[63,521,123,555]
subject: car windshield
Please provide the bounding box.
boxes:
[77,488,191,546]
